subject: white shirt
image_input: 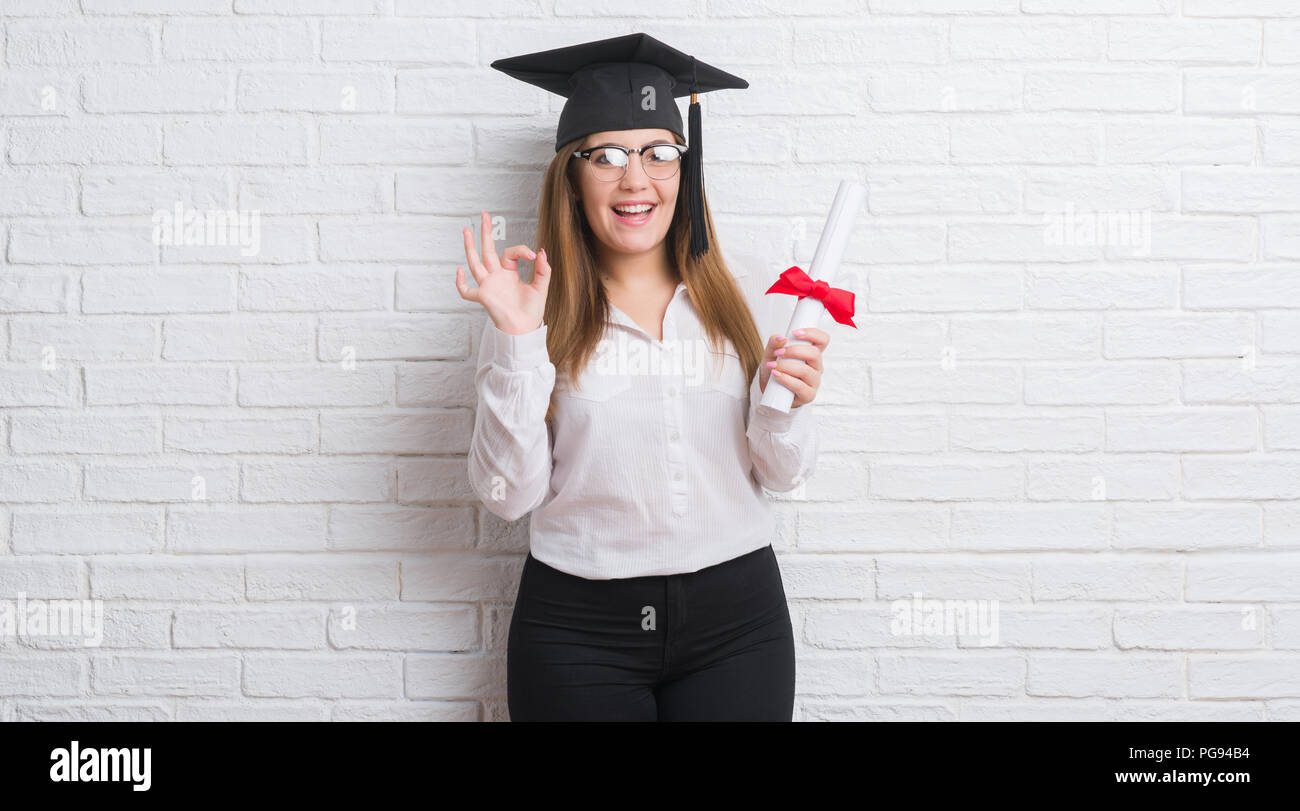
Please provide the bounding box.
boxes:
[467,279,818,579]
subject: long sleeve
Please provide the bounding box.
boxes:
[744,368,818,493]
[467,319,555,522]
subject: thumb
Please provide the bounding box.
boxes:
[765,333,787,360]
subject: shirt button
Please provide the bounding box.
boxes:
[667,386,677,397]
[674,471,683,480]
[670,430,679,441]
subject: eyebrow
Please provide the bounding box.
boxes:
[590,140,673,149]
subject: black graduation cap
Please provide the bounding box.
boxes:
[490,33,748,259]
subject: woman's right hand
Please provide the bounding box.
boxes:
[455,209,552,335]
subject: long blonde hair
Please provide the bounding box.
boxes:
[534,131,764,425]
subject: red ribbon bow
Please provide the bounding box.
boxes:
[763,266,857,328]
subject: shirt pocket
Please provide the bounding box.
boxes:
[559,366,632,402]
[707,350,749,400]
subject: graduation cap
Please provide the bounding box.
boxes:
[490,33,748,259]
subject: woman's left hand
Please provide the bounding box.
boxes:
[758,328,828,408]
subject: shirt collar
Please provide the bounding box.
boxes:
[604,281,690,327]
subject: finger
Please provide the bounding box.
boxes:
[462,226,487,285]
[530,248,551,292]
[770,363,816,405]
[769,358,814,385]
[454,266,480,302]
[791,328,829,350]
[479,210,501,270]
[500,244,536,272]
[773,343,823,372]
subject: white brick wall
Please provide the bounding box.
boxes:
[1,2,1298,722]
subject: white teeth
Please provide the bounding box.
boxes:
[613,204,654,214]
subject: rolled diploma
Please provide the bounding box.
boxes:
[759,178,867,413]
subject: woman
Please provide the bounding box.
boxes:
[456,34,828,721]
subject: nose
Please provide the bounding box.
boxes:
[619,152,651,189]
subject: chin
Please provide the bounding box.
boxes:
[610,231,668,253]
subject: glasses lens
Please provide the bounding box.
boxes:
[589,147,628,181]
[643,145,682,179]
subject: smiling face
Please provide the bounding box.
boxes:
[571,128,681,259]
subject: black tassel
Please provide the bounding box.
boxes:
[686,58,708,259]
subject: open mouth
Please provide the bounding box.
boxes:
[610,203,657,226]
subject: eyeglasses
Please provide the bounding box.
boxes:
[571,143,688,182]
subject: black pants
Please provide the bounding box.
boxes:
[507,543,795,721]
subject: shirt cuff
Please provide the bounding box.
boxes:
[484,320,550,372]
